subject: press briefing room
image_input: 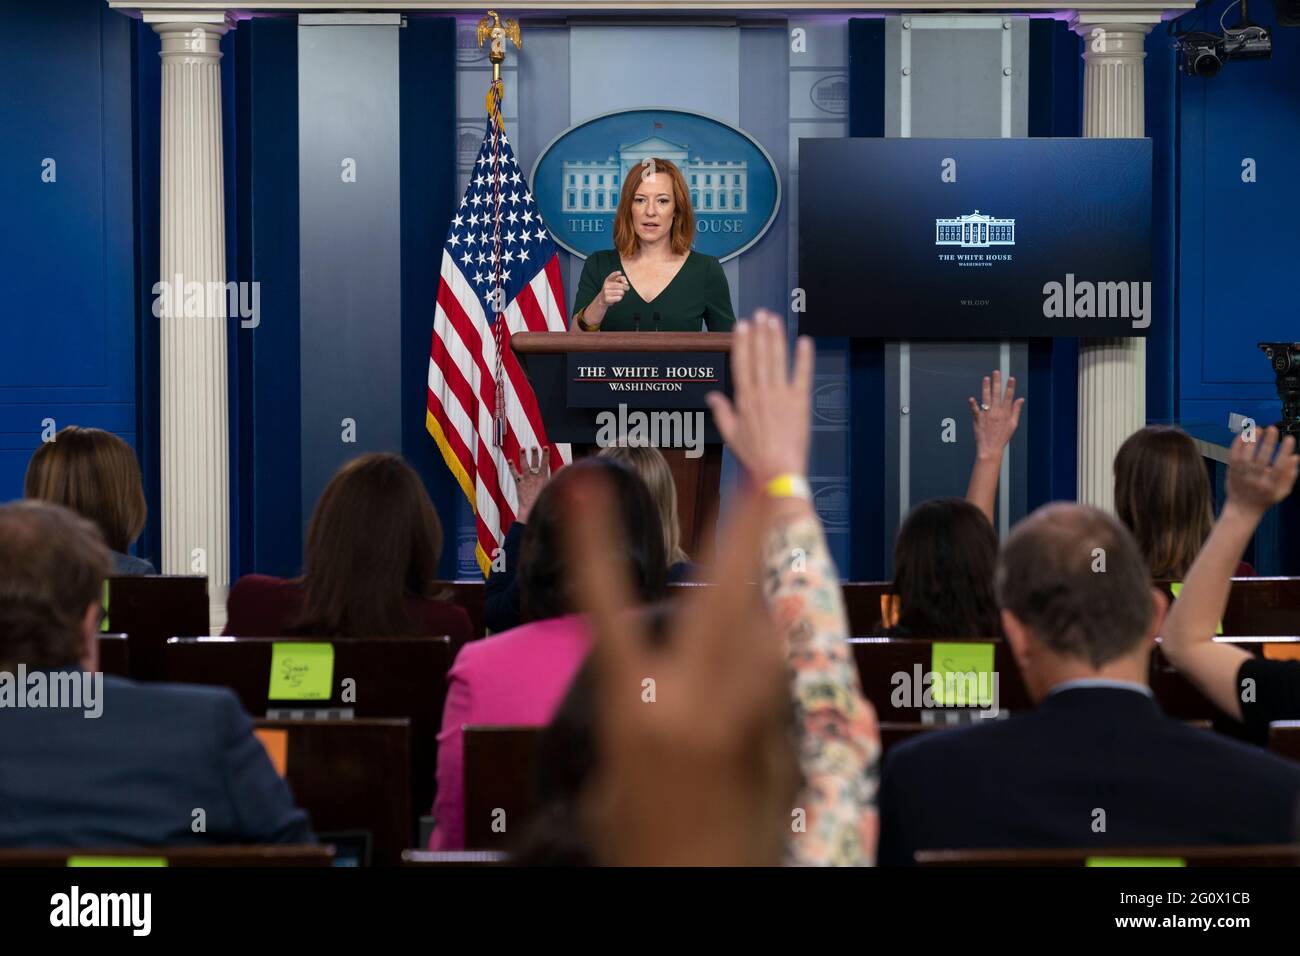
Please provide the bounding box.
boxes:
[2,0,1299,938]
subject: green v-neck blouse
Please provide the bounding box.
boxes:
[572,249,735,332]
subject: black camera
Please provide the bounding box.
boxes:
[1258,342,1300,437]
[1177,24,1272,76]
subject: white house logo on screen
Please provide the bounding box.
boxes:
[935,210,1016,248]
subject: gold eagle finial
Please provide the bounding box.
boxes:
[476,11,522,60]
[477,11,521,125]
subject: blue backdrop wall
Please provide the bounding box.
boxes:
[1172,0,1300,431]
[1,0,138,540]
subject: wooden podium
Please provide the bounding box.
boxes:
[512,331,733,557]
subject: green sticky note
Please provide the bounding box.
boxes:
[268,642,335,701]
[1168,582,1223,635]
[68,856,168,868]
[100,580,110,633]
[1086,857,1186,868]
[930,642,995,707]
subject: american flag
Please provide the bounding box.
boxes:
[426,111,570,578]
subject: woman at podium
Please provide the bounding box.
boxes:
[571,157,735,333]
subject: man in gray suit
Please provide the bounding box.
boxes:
[0,500,313,848]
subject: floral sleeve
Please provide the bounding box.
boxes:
[763,514,880,866]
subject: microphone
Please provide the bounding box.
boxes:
[652,311,661,332]
[632,311,641,332]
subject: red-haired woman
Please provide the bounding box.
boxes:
[571,157,734,333]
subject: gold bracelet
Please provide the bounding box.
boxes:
[576,310,600,332]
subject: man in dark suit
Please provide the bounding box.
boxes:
[878,503,1300,866]
[0,500,313,848]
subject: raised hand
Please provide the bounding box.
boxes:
[705,310,813,485]
[968,370,1024,460]
[965,370,1025,526]
[508,446,551,523]
[563,471,794,866]
[1225,426,1299,518]
[1160,424,1298,723]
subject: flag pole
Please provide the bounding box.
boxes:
[477,10,521,131]
[477,11,522,449]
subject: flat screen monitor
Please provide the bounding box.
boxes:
[797,138,1152,338]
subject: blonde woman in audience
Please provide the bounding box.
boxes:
[1160,427,1300,743]
[486,444,696,633]
[25,425,154,575]
[1115,425,1256,579]
[597,444,696,582]
[522,312,880,866]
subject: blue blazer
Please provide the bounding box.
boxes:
[879,687,1300,866]
[0,670,314,848]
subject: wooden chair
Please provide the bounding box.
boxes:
[1268,721,1300,763]
[671,581,899,637]
[669,578,1300,639]
[401,850,509,866]
[163,636,451,851]
[1156,577,1300,637]
[917,844,1300,866]
[847,637,1029,720]
[463,725,543,850]
[1218,578,1300,636]
[97,633,130,678]
[840,583,901,634]
[434,580,486,640]
[851,634,1296,726]
[104,575,208,681]
[254,718,411,866]
[0,845,333,867]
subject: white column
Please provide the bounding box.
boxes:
[148,12,233,631]
[1071,15,1158,513]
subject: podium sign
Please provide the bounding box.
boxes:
[566,352,725,409]
[514,332,733,556]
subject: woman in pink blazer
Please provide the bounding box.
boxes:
[428,457,669,850]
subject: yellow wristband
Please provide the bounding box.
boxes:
[764,473,811,501]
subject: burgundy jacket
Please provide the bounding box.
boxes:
[224,574,472,644]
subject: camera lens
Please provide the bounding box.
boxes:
[1193,50,1222,77]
